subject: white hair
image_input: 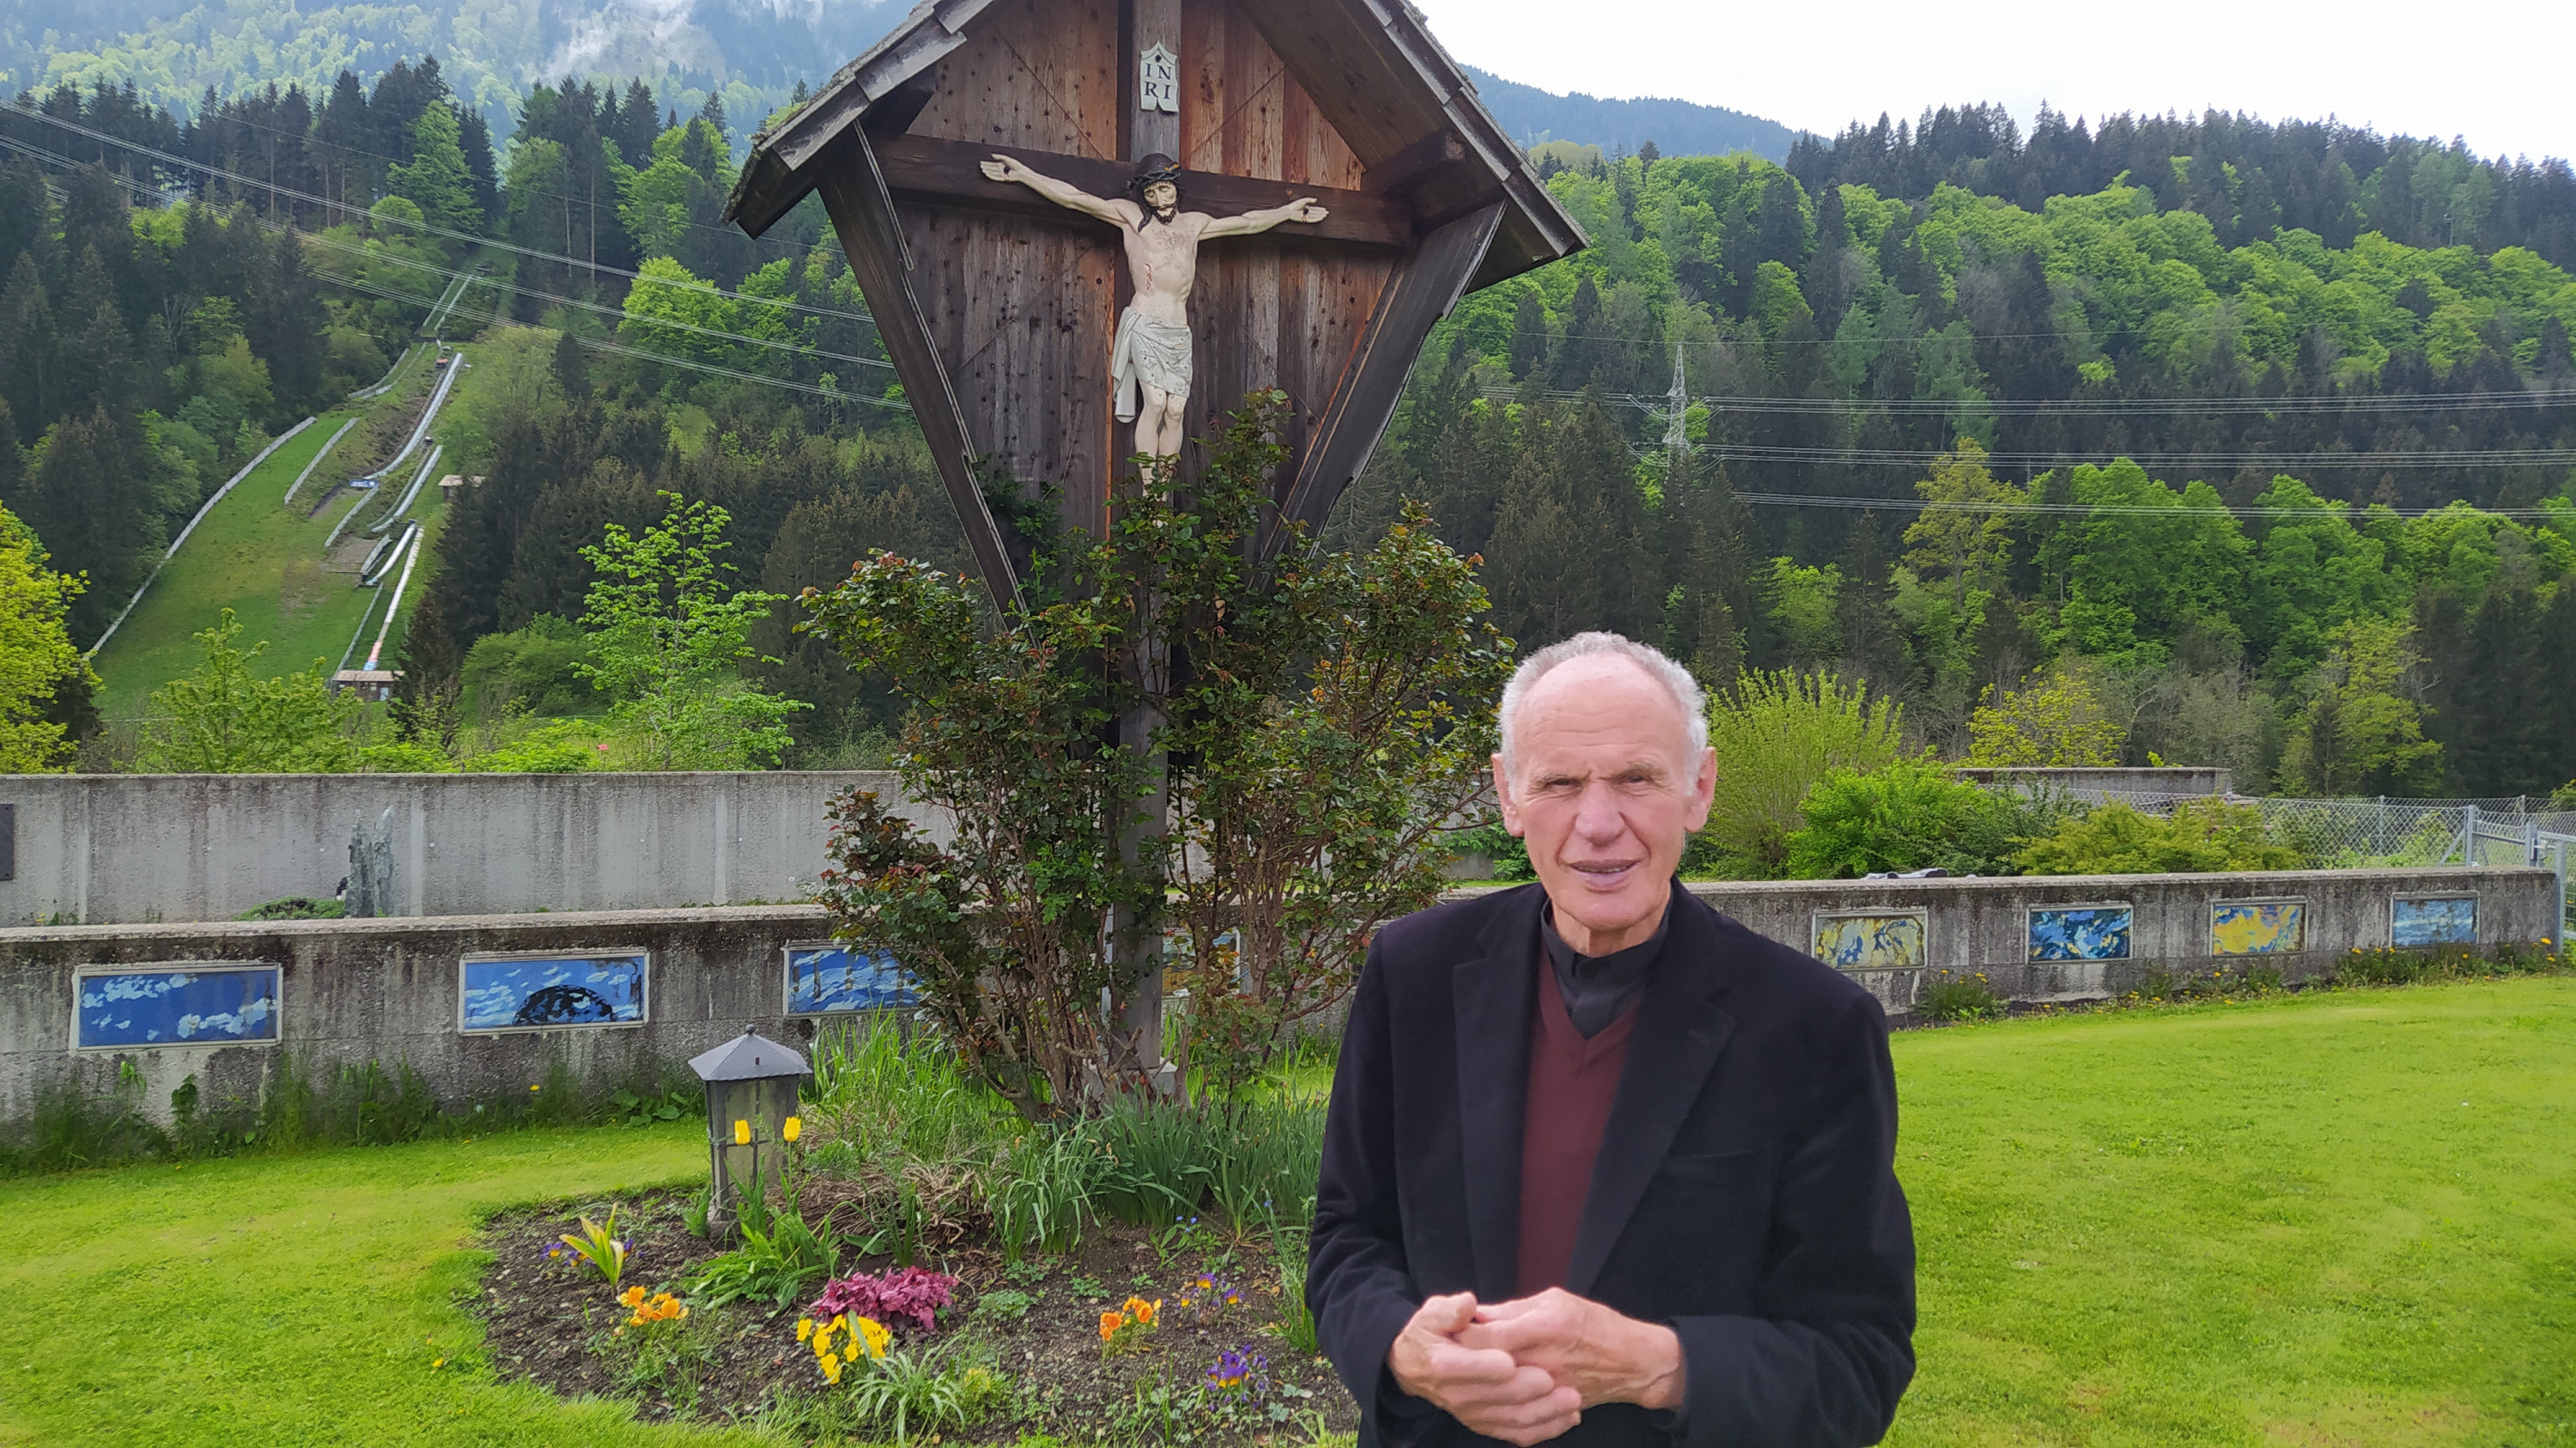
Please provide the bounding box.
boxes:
[1497,631,1709,778]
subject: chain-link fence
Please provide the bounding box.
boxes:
[2541,834,2576,940]
[2032,788,2576,873]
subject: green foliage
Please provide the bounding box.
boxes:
[386,103,482,233]
[234,896,344,921]
[2280,618,2443,795]
[135,611,363,772]
[576,491,807,770]
[1270,1225,1320,1356]
[1916,970,2005,1023]
[827,1340,1011,1446]
[555,1206,627,1290]
[1785,760,1992,879]
[1965,668,2126,767]
[455,718,605,773]
[462,614,593,717]
[807,396,1504,1116]
[1702,670,1906,873]
[591,1293,718,1411]
[685,1202,839,1309]
[0,508,98,771]
[2013,799,2303,875]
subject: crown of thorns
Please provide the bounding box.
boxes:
[1127,158,1183,198]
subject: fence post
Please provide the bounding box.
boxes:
[2460,804,2477,866]
[2377,795,2388,857]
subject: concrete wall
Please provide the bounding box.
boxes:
[1680,867,2555,1010]
[1956,766,2232,796]
[2,865,2553,1123]
[0,772,936,926]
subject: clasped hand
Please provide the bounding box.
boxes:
[1387,1289,1684,1445]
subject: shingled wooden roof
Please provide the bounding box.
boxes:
[726,0,1583,294]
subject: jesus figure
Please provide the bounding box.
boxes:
[979,152,1328,459]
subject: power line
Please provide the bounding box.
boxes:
[1695,441,2576,468]
[1488,381,2576,417]
[6,103,883,330]
[0,131,891,374]
[1726,490,2576,521]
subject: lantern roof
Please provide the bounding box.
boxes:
[688,1028,811,1083]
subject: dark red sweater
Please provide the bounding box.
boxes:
[1515,947,1641,1295]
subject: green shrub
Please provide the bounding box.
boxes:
[461,613,593,718]
[1702,670,1906,873]
[234,896,345,921]
[1445,823,1531,881]
[2013,800,2302,876]
[1785,760,1986,879]
[1916,971,2005,1023]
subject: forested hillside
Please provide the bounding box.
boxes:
[2,54,2572,794]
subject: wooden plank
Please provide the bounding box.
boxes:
[1124,0,1181,161]
[811,130,1025,605]
[1267,200,1504,555]
[908,0,1120,159]
[908,207,1118,536]
[873,132,1413,249]
[1364,128,1466,194]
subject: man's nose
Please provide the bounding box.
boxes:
[1573,784,1628,843]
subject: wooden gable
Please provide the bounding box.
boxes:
[728,0,1584,603]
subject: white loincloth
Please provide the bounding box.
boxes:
[1112,307,1193,422]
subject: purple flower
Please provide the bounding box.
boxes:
[1206,1346,1267,1393]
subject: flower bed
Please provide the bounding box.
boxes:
[477,1186,1358,1444]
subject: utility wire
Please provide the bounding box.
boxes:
[7,104,883,328]
[1,131,892,375]
[1724,490,2576,521]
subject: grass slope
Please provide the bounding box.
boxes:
[1889,978,2576,1446]
[0,980,2566,1445]
[91,358,462,726]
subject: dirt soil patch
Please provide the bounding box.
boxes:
[477,1187,1360,1444]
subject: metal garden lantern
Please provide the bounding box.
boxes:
[687,1025,810,1238]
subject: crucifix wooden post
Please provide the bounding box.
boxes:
[1110,0,1184,1091]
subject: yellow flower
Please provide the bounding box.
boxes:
[1123,1297,1160,1327]
[856,1317,890,1360]
[733,1119,751,1146]
[620,1287,647,1308]
[782,1116,803,1142]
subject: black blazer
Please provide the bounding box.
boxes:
[1308,879,1915,1448]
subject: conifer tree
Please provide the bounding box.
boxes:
[388,104,482,234]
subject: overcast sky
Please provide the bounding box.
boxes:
[1407,0,2574,163]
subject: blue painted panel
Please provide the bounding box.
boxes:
[459,953,647,1032]
[785,945,917,1013]
[1813,914,1926,970]
[77,967,280,1049]
[2391,897,2476,948]
[2030,906,2133,962]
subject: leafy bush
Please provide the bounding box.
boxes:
[1444,823,1532,881]
[809,1267,957,1335]
[234,896,344,921]
[455,719,605,772]
[462,614,593,719]
[2013,799,2302,875]
[685,1202,840,1308]
[807,397,1505,1116]
[1916,971,2005,1022]
[1785,760,1988,878]
[1701,670,1906,873]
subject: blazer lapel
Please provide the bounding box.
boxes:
[1453,885,1544,1304]
[1563,882,1738,1298]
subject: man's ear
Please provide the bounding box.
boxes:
[1492,754,1526,838]
[1684,747,1717,831]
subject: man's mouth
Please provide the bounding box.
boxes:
[1568,860,1639,881]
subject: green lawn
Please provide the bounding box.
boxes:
[92,362,461,726]
[1888,977,2575,1447]
[1,979,2567,1446]
[0,1123,755,1448]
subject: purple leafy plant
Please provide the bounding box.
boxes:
[807,1265,959,1335]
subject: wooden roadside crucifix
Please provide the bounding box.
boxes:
[726,0,1587,1068]
[977,151,1327,460]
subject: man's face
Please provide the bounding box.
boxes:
[1494,656,1716,954]
[1144,180,1178,218]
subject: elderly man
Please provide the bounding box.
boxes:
[1309,631,1915,1447]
